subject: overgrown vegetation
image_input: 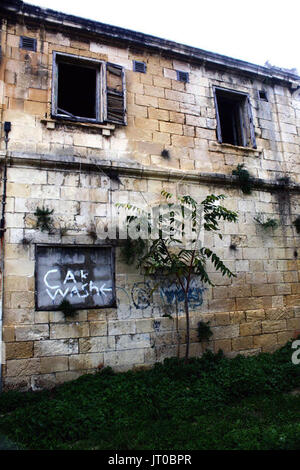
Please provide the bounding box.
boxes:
[197,320,213,343]
[118,191,238,362]
[0,341,299,450]
[58,299,78,318]
[232,164,253,195]
[120,237,146,265]
[34,206,54,233]
[254,214,279,230]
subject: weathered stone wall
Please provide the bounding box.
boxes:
[1,18,300,181]
[2,164,300,391]
[1,13,300,390]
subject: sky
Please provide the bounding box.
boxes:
[26,0,300,75]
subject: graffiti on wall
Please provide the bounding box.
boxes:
[159,278,206,309]
[116,277,206,315]
[35,245,115,310]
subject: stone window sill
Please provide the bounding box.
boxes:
[41,118,115,136]
[209,141,261,155]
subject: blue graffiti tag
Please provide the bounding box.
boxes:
[159,278,205,308]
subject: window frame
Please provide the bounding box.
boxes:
[51,52,127,126]
[213,86,256,149]
[34,244,117,311]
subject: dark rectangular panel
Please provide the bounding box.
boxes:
[35,245,115,310]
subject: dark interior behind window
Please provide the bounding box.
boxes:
[217,94,244,146]
[214,87,256,148]
[57,62,97,119]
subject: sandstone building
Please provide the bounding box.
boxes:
[0,0,300,391]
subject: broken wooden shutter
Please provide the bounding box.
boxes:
[213,88,222,143]
[247,96,257,148]
[105,63,126,125]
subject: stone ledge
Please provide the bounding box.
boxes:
[1,151,300,193]
[209,141,262,156]
[41,118,115,136]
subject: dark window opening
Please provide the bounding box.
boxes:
[214,87,256,148]
[57,62,97,119]
[217,94,244,146]
[259,90,268,101]
[52,52,126,125]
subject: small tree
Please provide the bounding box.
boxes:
[117,191,238,362]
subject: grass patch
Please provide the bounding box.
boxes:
[0,341,299,450]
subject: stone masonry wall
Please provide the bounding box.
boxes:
[0,14,300,390]
[1,165,300,391]
[1,18,300,181]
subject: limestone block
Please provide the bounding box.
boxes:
[171,135,194,148]
[135,94,158,108]
[253,333,277,349]
[265,307,294,321]
[108,320,136,335]
[3,326,15,342]
[5,259,34,277]
[34,311,49,324]
[148,107,169,121]
[165,89,195,104]
[209,299,235,313]
[104,349,144,366]
[79,336,113,354]
[237,297,264,310]
[50,323,89,340]
[214,339,232,353]
[232,336,254,351]
[287,318,300,330]
[5,341,33,359]
[277,331,295,344]
[40,356,69,374]
[115,333,150,350]
[252,284,275,296]
[69,353,104,371]
[211,324,239,340]
[7,182,30,198]
[158,98,180,112]
[230,311,246,324]
[160,122,183,135]
[15,325,49,342]
[89,321,107,337]
[34,339,78,357]
[135,319,154,333]
[30,374,57,391]
[55,371,84,385]
[6,358,40,377]
[10,291,34,309]
[240,322,262,336]
[215,312,230,325]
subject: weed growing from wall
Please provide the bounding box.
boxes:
[254,214,279,230]
[34,206,54,233]
[59,299,78,318]
[197,320,213,343]
[232,164,253,194]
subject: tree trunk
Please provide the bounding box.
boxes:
[184,293,190,364]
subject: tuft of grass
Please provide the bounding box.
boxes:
[58,299,78,318]
[254,214,279,230]
[232,164,253,195]
[0,341,299,450]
